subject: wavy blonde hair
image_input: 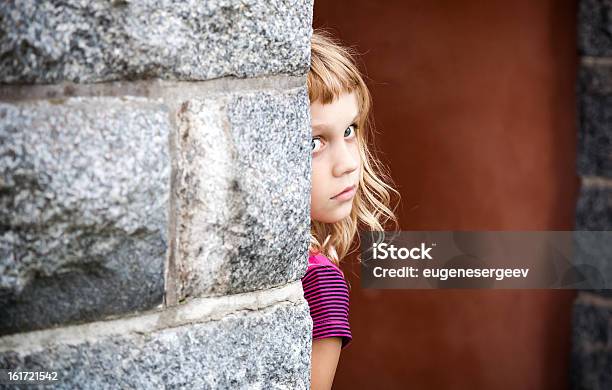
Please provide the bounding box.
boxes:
[308,29,400,266]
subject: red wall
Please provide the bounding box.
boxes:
[313,1,580,388]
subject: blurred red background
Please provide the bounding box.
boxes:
[313,1,580,388]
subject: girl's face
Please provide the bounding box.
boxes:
[310,91,361,224]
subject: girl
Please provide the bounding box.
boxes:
[303,30,400,389]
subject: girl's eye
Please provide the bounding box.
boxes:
[311,137,322,153]
[344,124,357,138]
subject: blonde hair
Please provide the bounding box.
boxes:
[308,29,400,266]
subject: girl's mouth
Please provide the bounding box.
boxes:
[331,185,356,201]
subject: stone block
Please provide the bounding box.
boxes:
[0,96,170,335]
[578,0,612,56]
[170,87,311,302]
[0,0,313,84]
[0,299,312,389]
[575,182,612,231]
[577,63,612,177]
[571,293,612,390]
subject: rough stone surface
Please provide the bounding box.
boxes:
[577,63,612,177]
[0,0,313,84]
[574,1,612,386]
[578,0,612,56]
[171,87,310,301]
[575,183,612,231]
[574,183,612,296]
[571,293,612,390]
[0,97,170,335]
[0,300,312,390]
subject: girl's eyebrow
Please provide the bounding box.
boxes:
[312,113,359,130]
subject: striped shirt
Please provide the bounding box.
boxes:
[301,252,352,350]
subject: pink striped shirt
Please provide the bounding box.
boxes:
[301,252,352,350]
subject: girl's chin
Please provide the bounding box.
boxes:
[312,205,353,224]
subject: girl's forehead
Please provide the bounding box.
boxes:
[310,91,359,129]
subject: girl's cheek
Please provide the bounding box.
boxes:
[311,159,325,189]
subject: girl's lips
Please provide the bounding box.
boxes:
[331,185,356,201]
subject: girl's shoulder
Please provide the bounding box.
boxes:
[303,251,352,349]
[307,252,345,277]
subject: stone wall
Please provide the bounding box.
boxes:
[0,1,314,388]
[572,0,612,389]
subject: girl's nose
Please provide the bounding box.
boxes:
[331,142,359,177]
